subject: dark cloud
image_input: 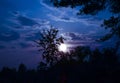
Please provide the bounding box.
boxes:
[61,32,98,48]
[62,32,112,49]
[62,32,92,41]
[25,32,41,41]
[17,15,39,26]
[0,26,20,42]
[9,11,50,29]
[0,31,20,42]
[0,11,49,42]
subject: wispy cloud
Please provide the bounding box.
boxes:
[0,11,52,50]
[61,32,94,41]
[40,0,62,13]
[9,11,42,27]
[47,14,76,23]
[61,32,100,49]
[40,0,102,26]
[0,25,20,42]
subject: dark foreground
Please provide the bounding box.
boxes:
[1,46,120,83]
[0,62,120,83]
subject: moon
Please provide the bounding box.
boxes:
[58,43,67,52]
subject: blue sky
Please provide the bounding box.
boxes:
[0,0,114,69]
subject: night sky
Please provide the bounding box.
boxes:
[0,0,115,69]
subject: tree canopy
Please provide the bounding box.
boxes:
[51,0,120,14]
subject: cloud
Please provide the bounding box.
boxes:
[61,32,100,49]
[17,16,39,26]
[19,42,34,49]
[24,31,41,41]
[0,31,20,42]
[9,11,41,27]
[0,11,51,51]
[40,0,62,13]
[47,14,77,23]
[40,0,102,26]
[8,11,51,32]
[0,25,20,42]
[8,11,51,30]
[48,13,102,26]
[61,32,94,41]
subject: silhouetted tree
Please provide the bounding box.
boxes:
[73,46,91,63]
[18,63,27,73]
[37,62,47,71]
[0,67,17,83]
[17,64,27,83]
[102,47,118,65]
[90,48,102,64]
[36,27,65,66]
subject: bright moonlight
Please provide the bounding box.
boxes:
[58,43,67,52]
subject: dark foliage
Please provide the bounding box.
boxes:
[51,0,106,15]
[51,0,120,15]
[100,16,120,41]
[0,46,120,83]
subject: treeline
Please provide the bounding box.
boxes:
[0,46,120,83]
